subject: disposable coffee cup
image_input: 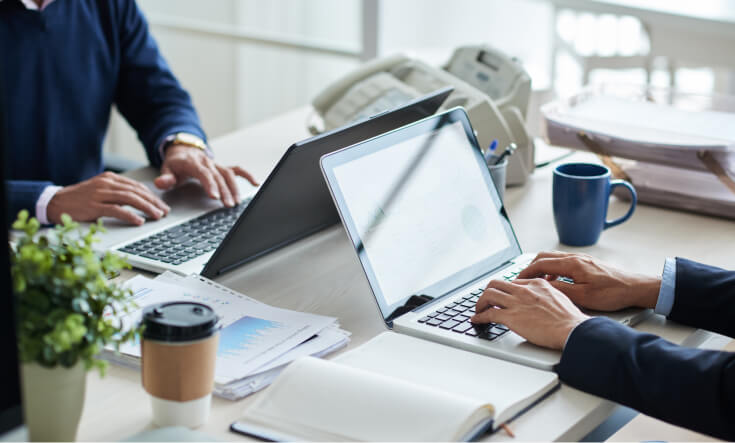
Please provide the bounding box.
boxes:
[140,302,219,428]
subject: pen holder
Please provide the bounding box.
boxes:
[486,158,508,202]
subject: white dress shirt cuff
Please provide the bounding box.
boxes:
[35,185,63,225]
[654,257,677,316]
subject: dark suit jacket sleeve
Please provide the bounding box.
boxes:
[113,0,207,168]
[555,317,735,440]
[6,180,53,222]
[667,257,735,337]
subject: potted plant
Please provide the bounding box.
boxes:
[10,211,139,442]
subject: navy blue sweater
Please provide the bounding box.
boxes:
[0,0,206,219]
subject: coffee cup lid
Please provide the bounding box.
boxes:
[141,302,219,342]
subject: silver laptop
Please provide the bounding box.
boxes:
[320,108,650,370]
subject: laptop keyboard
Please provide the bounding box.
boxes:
[118,198,251,266]
[417,264,526,341]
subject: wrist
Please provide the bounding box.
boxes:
[559,314,590,350]
[163,143,209,162]
[629,275,662,309]
[162,133,209,158]
[46,187,68,224]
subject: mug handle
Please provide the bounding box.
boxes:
[604,180,637,229]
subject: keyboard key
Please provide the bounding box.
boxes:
[435,314,451,322]
[489,326,506,335]
[455,315,469,322]
[439,320,459,330]
[427,312,439,318]
[461,301,475,308]
[445,302,458,309]
[454,305,468,313]
[472,323,491,335]
[427,318,442,326]
[418,316,431,323]
[436,308,447,314]
[496,324,509,331]
[445,309,460,317]
[465,328,479,337]
[470,289,483,295]
[452,322,473,333]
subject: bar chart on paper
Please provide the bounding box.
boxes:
[219,317,284,358]
[111,274,341,387]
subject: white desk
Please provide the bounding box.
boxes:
[77,107,735,441]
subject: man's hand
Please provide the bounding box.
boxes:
[47,172,170,226]
[471,278,590,350]
[516,251,661,311]
[154,145,258,208]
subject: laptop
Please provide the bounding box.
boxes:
[320,107,650,370]
[0,74,26,441]
[109,87,453,278]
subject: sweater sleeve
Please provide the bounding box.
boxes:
[5,180,54,223]
[555,317,735,440]
[113,0,207,168]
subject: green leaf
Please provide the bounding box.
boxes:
[11,214,138,376]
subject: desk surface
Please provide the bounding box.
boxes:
[78,107,735,442]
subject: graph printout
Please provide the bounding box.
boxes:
[114,275,337,384]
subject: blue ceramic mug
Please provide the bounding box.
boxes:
[552,163,637,246]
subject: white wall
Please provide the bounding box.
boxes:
[106,0,361,163]
[378,0,553,90]
[105,0,725,165]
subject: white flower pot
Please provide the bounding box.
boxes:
[20,362,87,442]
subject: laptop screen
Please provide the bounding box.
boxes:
[321,109,521,323]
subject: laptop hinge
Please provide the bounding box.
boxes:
[417,259,517,311]
[388,259,518,324]
[386,294,433,324]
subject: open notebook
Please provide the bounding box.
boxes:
[231,332,559,441]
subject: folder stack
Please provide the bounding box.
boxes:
[542,84,735,219]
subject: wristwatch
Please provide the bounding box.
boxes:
[163,132,208,152]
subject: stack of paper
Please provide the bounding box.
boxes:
[542,91,735,174]
[102,272,350,400]
[618,161,735,220]
[542,86,735,219]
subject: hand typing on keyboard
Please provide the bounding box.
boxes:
[516,251,661,312]
[155,144,258,209]
[470,278,589,350]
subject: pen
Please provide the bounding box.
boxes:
[484,139,499,163]
[501,423,515,438]
[493,143,517,166]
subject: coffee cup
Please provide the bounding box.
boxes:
[140,302,219,428]
[552,162,637,246]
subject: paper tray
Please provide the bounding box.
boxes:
[541,84,735,174]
